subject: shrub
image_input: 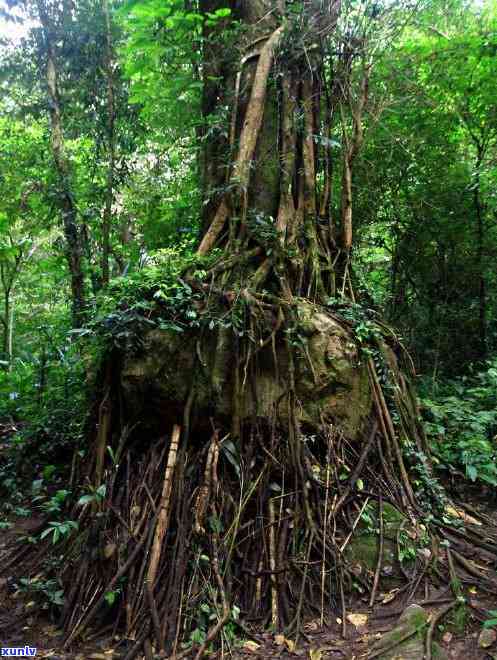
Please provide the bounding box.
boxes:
[420,358,497,489]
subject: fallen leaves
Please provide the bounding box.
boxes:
[381,589,399,604]
[243,640,261,654]
[445,505,482,526]
[479,628,497,649]
[442,631,453,644]
[274,634,296,652]
[346,612,368,628]
[304,619,321,632]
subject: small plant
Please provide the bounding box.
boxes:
[40,489,71,514]
[184,601,242,650]
[104,585,122,606]
[18,576,64,609]
[14,506,31,517]
[77,483,107,507]
[483,610,497,630]
[421,358,497,490]
[397,527,424,564]
[43,464,57,481]
[40,519,78,544]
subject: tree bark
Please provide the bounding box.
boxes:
[197,0,351,303]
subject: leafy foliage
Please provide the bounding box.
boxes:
[420,358,497,488]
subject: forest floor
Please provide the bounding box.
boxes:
[1,505,496,660]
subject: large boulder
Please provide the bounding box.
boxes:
[120,300,372,437]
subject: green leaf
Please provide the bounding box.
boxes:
[466,465,477,482]
[77,495,94,506]
[214,8,231,18]
[96,484,107,499]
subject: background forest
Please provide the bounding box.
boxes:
[0,0,496,655]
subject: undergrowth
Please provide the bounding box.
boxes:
[420,358,497,490]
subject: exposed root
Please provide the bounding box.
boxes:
[425,601,458,660]
[3,303,497,659]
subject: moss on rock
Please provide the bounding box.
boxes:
[371,605,448,660]
[120,300,374,438]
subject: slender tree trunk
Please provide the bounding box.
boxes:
[3,289,10,362]
[340,63,369,251]
[0,284,14,371]
[37,0,87,327]
[0,259,14,369]
[473,145,486,358]
[102,0,116,287]
[7,294,13,373]
[198,0,236,237]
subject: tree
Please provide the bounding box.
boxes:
[1,0,145,324]
[0,117,50,367]
[4,2,497,658]
[34,0,87,327]
[351,2,497,372]
[47,1,468,656]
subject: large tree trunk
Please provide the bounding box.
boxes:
[198,0,356,303]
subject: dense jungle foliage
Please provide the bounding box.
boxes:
[0,0,496,654]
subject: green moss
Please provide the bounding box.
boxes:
[347,534,378,571]
[383,503,405,525]
[346,532,398,575]
[388,625,410,644]
[450,604,468,634]
[431,642,449,660]
[409,609,428,631]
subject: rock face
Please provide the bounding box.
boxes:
[120,300,372,437]
[370,604,448,660]
[479,628,497,649]
[346,503,406,586]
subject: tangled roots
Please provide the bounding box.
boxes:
[4,310,497,660]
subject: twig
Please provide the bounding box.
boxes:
[425,601,458,660]
[269,498,279,630]
[339,497,370,553]
[369,495,384,608]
